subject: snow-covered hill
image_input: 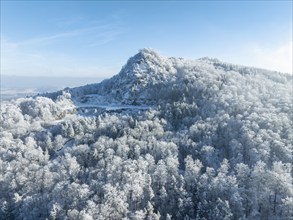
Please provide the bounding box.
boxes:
[46,48,291,107]
[1,49,292,219]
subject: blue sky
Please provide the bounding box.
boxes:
[1,1,292,78]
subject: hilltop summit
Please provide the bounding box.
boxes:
[97,49,177,103]
[45,49,290,106]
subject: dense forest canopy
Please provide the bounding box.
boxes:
[1,49,292,219]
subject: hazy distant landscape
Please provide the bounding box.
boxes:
[1,75,104,100]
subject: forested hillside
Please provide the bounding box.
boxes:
[1,49,292,219]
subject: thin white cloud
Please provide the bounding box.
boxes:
[1,35,117,77]
[1,18,125,77]
[251,41,292,74]
[14,23,124,47]
[89,30,123,47]
[1,42,116,77]
[52,15,84,27]
[222,41,293,74]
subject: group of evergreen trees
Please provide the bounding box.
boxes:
[0,50,292,219]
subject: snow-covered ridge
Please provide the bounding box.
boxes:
[43,48,291,108]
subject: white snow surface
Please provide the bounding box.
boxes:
[1,49,292,220]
